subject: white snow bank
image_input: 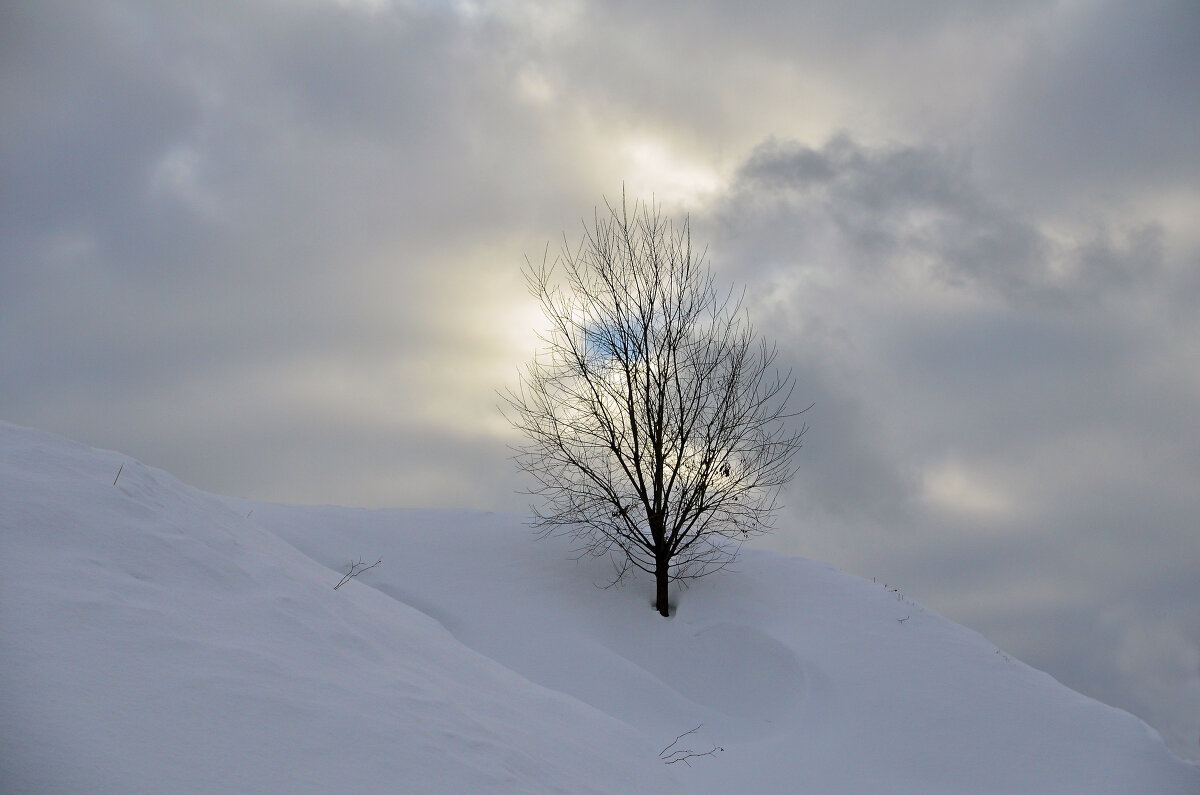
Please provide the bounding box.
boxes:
[1,422,1196,793]
[0,423,678,794]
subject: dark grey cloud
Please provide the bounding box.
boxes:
[1,0,1197,762]
[723,136,1184,306]
[730,136,1047,292]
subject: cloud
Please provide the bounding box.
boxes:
[721,135,1187,304]
[0,0,591,508]
[977,0,1200,211]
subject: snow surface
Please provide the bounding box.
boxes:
[1,421,1196,793]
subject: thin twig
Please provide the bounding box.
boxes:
[659,724,703,758]
[659,724,723,766]
[333,559,379,590]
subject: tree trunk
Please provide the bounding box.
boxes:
[649,513,671,617]
[655,556,670,617]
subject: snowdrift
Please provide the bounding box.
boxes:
[1,422,1195,793]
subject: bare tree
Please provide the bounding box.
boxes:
[503,196,807,617]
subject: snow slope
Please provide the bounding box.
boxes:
[0,423,677,794]
[1,421,1196,793]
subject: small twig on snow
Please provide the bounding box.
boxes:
[659,724,723,766]
[333,557,383,590]
[113,463,124,486]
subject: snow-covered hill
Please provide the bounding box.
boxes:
[1,422,1196,793]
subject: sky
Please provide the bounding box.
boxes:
[2,0,1197,760]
